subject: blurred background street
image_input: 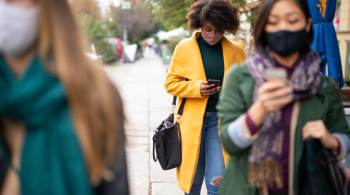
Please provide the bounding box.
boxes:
[105,54,184,195]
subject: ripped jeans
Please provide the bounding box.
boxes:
[186,112,225,195]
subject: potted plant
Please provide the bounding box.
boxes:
[342,76,350,107]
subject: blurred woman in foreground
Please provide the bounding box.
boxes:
[0,0,129,194]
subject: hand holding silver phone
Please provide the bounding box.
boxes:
[265,68,287,82]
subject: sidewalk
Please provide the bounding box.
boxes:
[104,56,183,195]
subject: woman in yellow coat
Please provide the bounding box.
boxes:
[164,0,245,194]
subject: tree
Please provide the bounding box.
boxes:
[71,0,120,64]
[151,0,193,30]
[111,0,158,43]
[82,15,120,64]
[70,0,100,17]
[150,0,257,31]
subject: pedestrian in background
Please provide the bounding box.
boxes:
[217,0,350,194]
[164,0,245,194]
[0,0,129,194]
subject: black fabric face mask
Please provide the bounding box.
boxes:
[265,29,307,57]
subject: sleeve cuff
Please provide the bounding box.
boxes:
[333,133,350,160]
[196,80,203,98]
[245,112,259,135]
[227,115,260,149]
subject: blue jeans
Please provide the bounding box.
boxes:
[185,112,225,195]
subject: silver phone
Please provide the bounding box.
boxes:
[265,68,287,82]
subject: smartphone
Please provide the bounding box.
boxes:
[207,79,222,87]
[265,68,287,82]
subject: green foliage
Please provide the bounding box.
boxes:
[151,0,193,30]
[151,0,249,31]
[167,36,182,54]
[345,75,350,86]
[81,14,119,64]
[341,76,350,103]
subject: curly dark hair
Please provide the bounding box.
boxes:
[187,0,239,33]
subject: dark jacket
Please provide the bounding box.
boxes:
[94,125,129,195]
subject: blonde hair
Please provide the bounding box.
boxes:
[38,0,122,185]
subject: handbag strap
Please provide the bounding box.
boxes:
[172,96,176,106]
[152,140,157,162]
[173,96,184,155]
[173,96,186,116]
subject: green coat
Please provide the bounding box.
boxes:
[217,64,350,195]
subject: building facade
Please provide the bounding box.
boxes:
[338,0,350,76]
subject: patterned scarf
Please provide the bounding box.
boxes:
[246,49,322,190]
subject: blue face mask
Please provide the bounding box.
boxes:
[265,29,307,57]
[0,2,39,56]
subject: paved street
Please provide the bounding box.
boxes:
[105,55,183,195]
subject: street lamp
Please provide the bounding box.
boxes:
[121,0,131,45]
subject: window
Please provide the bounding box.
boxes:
[347,41,350,76]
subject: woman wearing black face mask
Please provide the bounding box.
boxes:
[217,0,350,195]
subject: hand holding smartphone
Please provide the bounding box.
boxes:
[207,79,222,87]
[265,68,287,82]
[200,79,221,97]
[259,67,292,112]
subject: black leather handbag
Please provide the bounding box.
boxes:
[152,97,185,170]
[299,139,349,195]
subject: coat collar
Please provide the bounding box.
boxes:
[189,31,236,80]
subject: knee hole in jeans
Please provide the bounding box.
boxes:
[210,176,223,187]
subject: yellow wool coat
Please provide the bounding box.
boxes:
[164,32,246,193]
